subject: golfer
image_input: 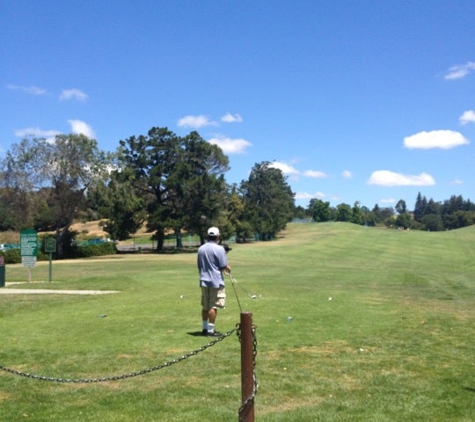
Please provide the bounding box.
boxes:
[197,226,231,337]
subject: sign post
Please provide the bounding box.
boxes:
[0,256,5,288]
[44,237,56,283]
[20,229,38,282]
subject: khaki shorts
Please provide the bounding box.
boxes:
[201,286,226,310]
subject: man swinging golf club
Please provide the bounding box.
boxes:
[197,227,231,337]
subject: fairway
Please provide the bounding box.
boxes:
[1,222,474,421]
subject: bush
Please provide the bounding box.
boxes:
[0,247,51,264]
[0,249,20,264]
[66,242,117,259]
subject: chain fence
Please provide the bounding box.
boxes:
[0,327,237,383]
[0,324,258,418]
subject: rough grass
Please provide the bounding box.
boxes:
[0,222,474,421]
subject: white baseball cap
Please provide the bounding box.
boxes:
[207,227,220,236]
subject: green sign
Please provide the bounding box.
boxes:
[45,238,57,253]
[20,229,38,257]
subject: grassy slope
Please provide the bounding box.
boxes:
[0,222,474,421]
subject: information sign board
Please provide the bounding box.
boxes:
[21,229,38,268]
[21,256,37,267]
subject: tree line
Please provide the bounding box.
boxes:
[299,194,475,231]
[1,128,473,258]
[0,129,294,257]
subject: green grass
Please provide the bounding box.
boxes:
[1,222,474,421]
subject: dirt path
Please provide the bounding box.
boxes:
[0,282,119,295]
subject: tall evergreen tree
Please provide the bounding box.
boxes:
[414,192,427,222]
[118,127,229,249]
[240,162,295,240]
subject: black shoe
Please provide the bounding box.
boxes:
[202,329,208,336]
[207,331,223,337]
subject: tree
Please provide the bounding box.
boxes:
[118,127,181,249]
[309,199,330,222]
[0,187,30,231]
[425,198,440,216]
[371,204,395,224]
[422,214,443,231]
[414,192,427,222]
[335,203,352,222]
[175,131,230,244]
[87,172,146,241]
[0,135,110,256]
[46,134,111,255]
[293,205,308,219]
[363,210,377,226]
[0,138,45,230]
[395,213,412,229]
[240,162,295,240]
[394,199,411,228]
[442,195,464,214]
[118,127,229,249]
[351,201,365,225]
[395,199,407,214]
[453,210,475,228]
[225,185,251,242]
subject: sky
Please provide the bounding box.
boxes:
[1,0,474,210]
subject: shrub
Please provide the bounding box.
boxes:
[0,249,20,264]
[66,242,117,259]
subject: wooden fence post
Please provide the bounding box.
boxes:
[239,312,254,421]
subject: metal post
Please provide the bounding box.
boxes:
[239,312,254,422]
[48,252,52,283]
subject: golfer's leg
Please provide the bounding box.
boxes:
[208,308,217,323]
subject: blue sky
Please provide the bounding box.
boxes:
[1,1,474,209]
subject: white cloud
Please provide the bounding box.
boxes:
[368,170,435,187]
[60,88,88,101]
[380,198,396,204]
[7,84,47,95]
[342,170,352,179]
[14,121,96,142]
[452,179,463,185]
[460,110,475,125]
[403,130,469,149]
[208,135,251,154]
[221,112,243,123]
[14,127,60,143]
[303,169,327,178]
[68,120,96,139]
[444,62,475,80]
[295,191,327,200]
[269,161,300,175]
[177,115,217,128]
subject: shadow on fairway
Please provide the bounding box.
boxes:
[187,331,205,337]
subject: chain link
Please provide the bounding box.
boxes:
[0,327,236,384]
